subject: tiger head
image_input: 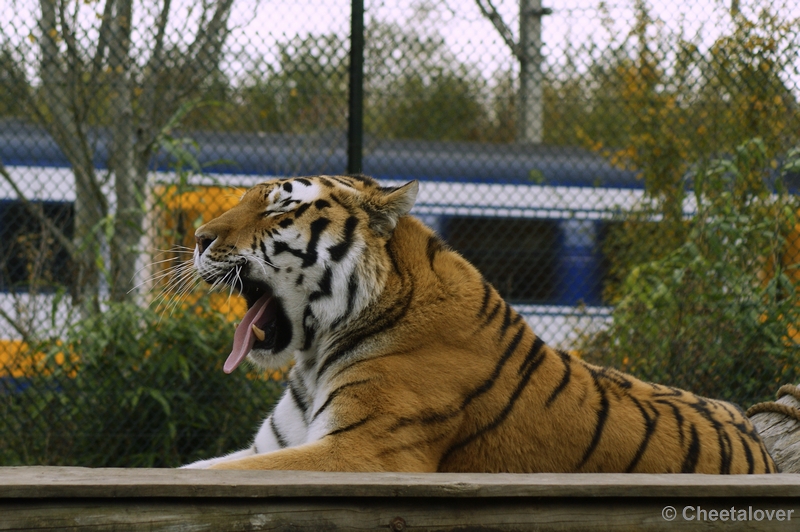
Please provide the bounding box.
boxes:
[193,175,418,373]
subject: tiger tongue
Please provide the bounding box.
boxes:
[224,294,273,374]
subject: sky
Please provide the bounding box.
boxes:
[221,0,800,92]
[2,0,798,91]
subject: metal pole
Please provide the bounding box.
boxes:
[347,0,365,175]
[518,1,550,144]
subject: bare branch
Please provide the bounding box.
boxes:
[474,0,521,59]
[0,305,33,344]
[0,160,77,258]
[91,0,117,81]
[57,0,87,122]
[137,0,173,149]
[185,0,234,85]
[138,0,233,159]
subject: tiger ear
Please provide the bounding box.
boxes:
[370,180,419,236]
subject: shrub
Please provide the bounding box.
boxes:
[1,298,282,467]
[582,139,800,407]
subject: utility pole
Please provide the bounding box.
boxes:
[518,0,550,144]
[474,0,550,144]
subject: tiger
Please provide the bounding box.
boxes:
[181,174,777,474]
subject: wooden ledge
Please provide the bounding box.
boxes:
[3,467,800,531]
[2,467,800,499]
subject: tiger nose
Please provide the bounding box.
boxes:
[195,231,216,255]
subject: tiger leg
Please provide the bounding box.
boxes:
[206,438,437,472]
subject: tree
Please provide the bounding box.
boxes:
[236,20,491,143]
[576,3,800,404]
[473,0,550,143]
[577,2,800,303]
[581,140,800,406]
[363,20,490,142]
[238,33,350,135]
[0,0,234,320]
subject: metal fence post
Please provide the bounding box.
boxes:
[347,0,364,175]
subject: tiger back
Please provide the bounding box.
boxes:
[183,174,776,474]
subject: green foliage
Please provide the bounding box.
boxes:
[587,2,800,318]
[235,34,349,134]
[1,299,282,467]
[375,69,489,142]
[582,139,800,406]
[574,4,798,195]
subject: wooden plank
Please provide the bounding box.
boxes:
[2,467,800,499]
[2,468,800,531]
[2,496,799,531]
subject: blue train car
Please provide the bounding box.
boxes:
[0,120,644,344]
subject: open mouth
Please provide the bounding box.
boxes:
[224,285,292,374]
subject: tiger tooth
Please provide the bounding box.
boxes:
[251,324,266,342]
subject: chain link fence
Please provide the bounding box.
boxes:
[1,0,799,466]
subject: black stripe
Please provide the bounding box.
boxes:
[625,397,658,472]
[317,240,413,381]
[272,217,331,268]
[576,377,609,470]
[328,415,372,437]
[314,199,331,210]
[328,216,359,262]
[738,434,755,474]
[282,182,293,192]
[347,173,374,185]
[545,351,572,407]
[328,193,347,207]
[385,240,402,275]
[681,425,701,473]
[477,280,492,317]
[390,328,531,433]
[483,300,502,325]
[426,234,448,270]
[519,336,545,376]
[329,175,355,187]
[278,218,293,228]
[317,283,414,381]
[270,416,289,448]
[294,203,311,219]
[498,302,513,339]
[302,218,331,267]
[289,383,309,419]
[655,399,686,446]
[259,241,278,270]
[295,177,312,186]
[718,427,733,474]
[654,386,684,397]
[332,272,359,329]
[302,306,316,350]
[588,364,633,389]
[684,398,731,474]
[312,379,372,421]
[460,327,525,407]
[438,334,545,468]
[309,267,333,302]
